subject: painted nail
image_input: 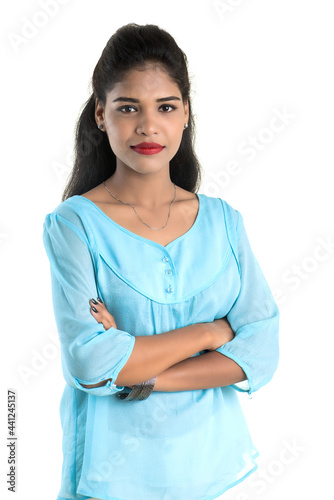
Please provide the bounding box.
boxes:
[92,306,98,313]
[97,297,103,303]
[91,298,98,305]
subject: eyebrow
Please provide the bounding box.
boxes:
[112,96,181,103]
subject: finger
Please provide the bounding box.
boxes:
[90,306,100,315]
[90,303,103,317]
[90,308,107,331]
[110,318,118,329]
[90,299,109,314]
[89,298,104,311]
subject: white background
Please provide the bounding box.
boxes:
[1,0,333,499]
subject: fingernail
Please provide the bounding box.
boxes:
[92,306,98,313]
[97,297,103,303]
[91,298,98,305]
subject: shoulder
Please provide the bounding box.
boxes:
[175,186,197,200]
[45,195,81,220]
[176,187,239,216]
[44,195,95,238]
[198,193,240,222]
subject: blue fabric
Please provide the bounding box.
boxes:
[42,193,279,500]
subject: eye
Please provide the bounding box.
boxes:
[159,104,177,112]
[117,105,137,113]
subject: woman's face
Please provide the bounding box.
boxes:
[95,65,189,176]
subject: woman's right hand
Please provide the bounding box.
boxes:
[89,297,117,330]
[205,317,235,350]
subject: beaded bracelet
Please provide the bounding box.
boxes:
[117,376,157,401]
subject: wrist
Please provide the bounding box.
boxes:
[117,376,157,401]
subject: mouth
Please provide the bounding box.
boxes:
[130,142,165,156]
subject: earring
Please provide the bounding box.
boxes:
[184,123,188,129]
[98,124,104,130]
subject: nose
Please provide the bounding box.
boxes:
[135,110,158,136]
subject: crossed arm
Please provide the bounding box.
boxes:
[82,298,246,392]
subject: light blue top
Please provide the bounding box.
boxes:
[42,193,279,500]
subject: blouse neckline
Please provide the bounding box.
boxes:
[72,193,203,250]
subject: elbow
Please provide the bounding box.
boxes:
[70,326,135,380]
[80,379,112,389]
[61,359,124,396]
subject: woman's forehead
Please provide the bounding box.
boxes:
[106,66,181,102]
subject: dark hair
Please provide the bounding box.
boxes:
[62,23,201,201]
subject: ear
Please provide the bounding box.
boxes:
[183,99,189,123]
[95,98,105,124]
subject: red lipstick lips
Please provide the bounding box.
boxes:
[130,142,164,155]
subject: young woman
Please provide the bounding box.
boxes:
[43,23,279,500]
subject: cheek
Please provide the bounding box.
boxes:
[169,126,184,150]
[108,140,129,159]
[106,121,129,151]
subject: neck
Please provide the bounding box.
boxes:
[106,165,176,209]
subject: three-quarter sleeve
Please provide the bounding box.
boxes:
[216,207,279,395]
[42,212,135,396]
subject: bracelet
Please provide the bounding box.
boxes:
[117,376,157,401]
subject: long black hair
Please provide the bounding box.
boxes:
[62,23,201,201]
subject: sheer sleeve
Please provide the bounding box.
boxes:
[42,211,135,396]
[216,203,280,395]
